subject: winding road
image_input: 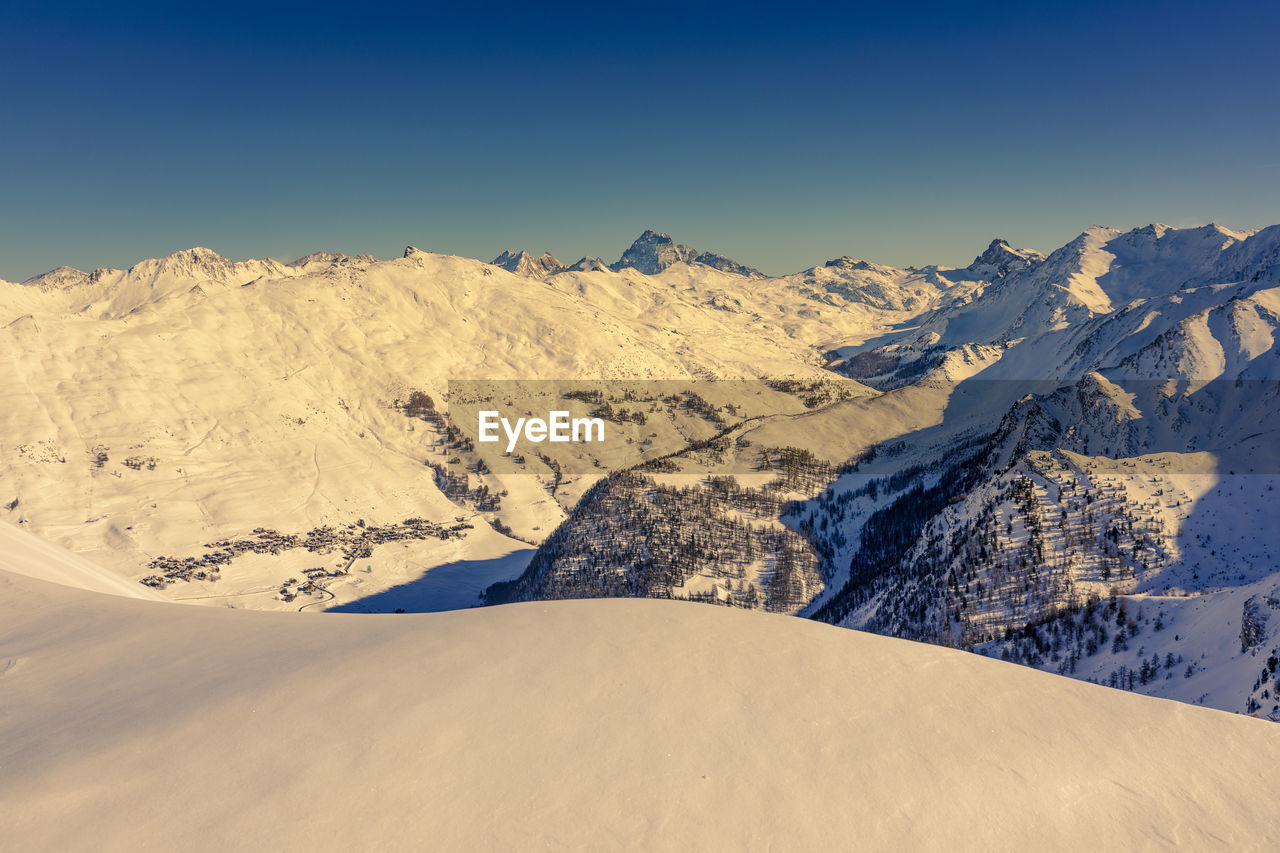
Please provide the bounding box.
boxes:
[298,583,335,612]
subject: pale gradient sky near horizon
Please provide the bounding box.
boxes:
[2,0,1278,281]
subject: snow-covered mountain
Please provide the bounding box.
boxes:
[5,222,1280,721]
[785,223,1280,717]
[287,250,378,269]
[482,223,1280,718]
[20,265,92,289]
[0,233,949,616]
[491,249,564,277]
[609,229,762,277]
[564,255,609,272]
[961,237,1046,280]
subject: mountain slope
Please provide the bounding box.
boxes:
[2,567,1278,850]
[790,224,1280,716]
[836,223,1278,384]
[0,235,966,611]
[0,519,168,601]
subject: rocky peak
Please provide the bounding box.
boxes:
[126,247,242,281]
[287,251,379,270]
[693,251,762,277]
[965,239,1045,279]
[611,230,758,276]
[610,230,697,274]
[565,256,610,272]
[491,250,564,277]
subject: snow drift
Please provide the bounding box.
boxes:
[0,564,1277,849]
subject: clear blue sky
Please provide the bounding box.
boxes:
[2,0,1278,280]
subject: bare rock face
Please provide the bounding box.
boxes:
[611,229,760,277]
[610,230,697,274]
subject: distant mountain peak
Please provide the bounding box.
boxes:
[123,247,246,282]
[824,256,883,272]
[182,246,223,259]
[20,265,89,288]
[491,250,564,277]
[288,251,376,268]
[156,247,229,266]
[965,238,1045,279]
[610,230,693,274]
[565,256,609,272]
[611,230,759,276]
[693,251,762,278]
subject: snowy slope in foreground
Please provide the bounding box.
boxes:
[1,571,1277,850]
[0,519,167,601]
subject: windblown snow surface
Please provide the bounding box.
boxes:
[0,559,1278,850]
